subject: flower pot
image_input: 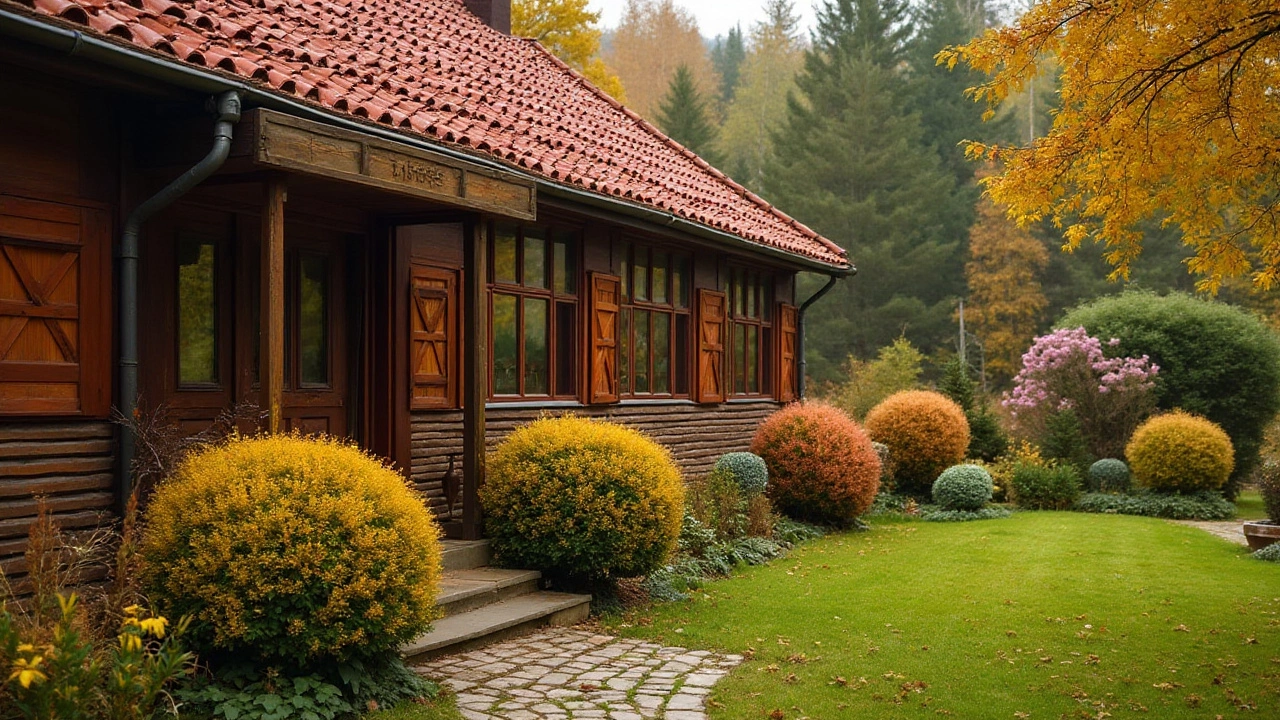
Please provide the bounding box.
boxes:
[1243,520,1280,551]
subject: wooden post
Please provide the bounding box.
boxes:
[462,217,487,540]
[260,178,287,433]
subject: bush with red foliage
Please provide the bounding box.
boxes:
[750,402,882,526]
[865,390,971,497]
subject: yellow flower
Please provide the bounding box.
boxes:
[10,657,46,689]
[139,616,168,638]
[118,633,143,653]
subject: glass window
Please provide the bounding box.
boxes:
[617,241,692,398]
[674,256,689,309]
[652,251,668,304]
[619,308,631,394]
[489,223,580,399]
[492,293,518,395]
[652,312,670,394]
[177,237,217,385]
[494,223,518,284]
[298,254,329,387]
[633,250,649,302]
[728,267,775,397]
[633,309,650,393]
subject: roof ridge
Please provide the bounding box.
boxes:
[520,38,845,259]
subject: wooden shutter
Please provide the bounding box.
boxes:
[410,266,456,409]
[589,273,620,403]
[777,303,798,402]
[695,289,727,404]
[0,195,109,416]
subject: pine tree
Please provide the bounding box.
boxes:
[765,0,969,376]
[655,65,723,165]
[711,25,746,104]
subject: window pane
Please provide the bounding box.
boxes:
[673,256,689,309]
[553,235,576,295]
[734,323,747,394]
[177,238,217,385]
[493,293,519,394]
[494,224,517,284]
[735,268,746,316]
[746,324,759,394]
[674,314,689,395]
[524,228,546,289]
[652,312,670,394]
[524,297,549,394]
[619,242,631,301]
[633,309,650,393]
[747,273,758,318]
[555,302,576,395]
[633,250,649,302]
[763,279,774,320]
[652,251,668,304]
[299,254,329,387]
[762,327,773,395]
[619,308,631,395]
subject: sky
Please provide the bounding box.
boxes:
[587,0,819,40]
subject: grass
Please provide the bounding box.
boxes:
[1236,488,1268,521]
[606,512,1280,719]
[367,696,463,720]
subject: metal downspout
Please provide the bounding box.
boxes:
[796,272,846,400]
[118,91,242,510]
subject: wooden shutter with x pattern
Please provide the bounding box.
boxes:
[0,195,110,416]
[695,289,727,404]
[410,266,456,409]
[589,273,620,404]
[777,303,799,402]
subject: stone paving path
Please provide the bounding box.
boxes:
[415,627,742,720]
[1170,519,1248,546]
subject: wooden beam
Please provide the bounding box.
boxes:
[461,217,488,540]
[260,178,287,433]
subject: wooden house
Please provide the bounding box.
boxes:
[0,0,851,574]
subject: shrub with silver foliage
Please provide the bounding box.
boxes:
[932,464,994,511]
[714,452,769,497]
[1088,458,1132,492]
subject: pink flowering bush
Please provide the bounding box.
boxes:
[1004,327,1159,458]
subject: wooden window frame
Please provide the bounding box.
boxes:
[615,241,692,399]
[487,221,581,400]
[726,267,775,398]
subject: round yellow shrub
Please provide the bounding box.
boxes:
[141,434,442,665]
[481,416,684,580]
[865,390,970,497]
[1126,411,1235,493]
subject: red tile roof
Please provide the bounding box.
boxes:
[6,0,848,267]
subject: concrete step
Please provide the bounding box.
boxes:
[436,567,541,617]
[404,590,592,661]
[440,539,491,571]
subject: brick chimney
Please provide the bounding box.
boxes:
[463,0,510,34]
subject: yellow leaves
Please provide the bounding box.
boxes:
[952,0,1280,288]
[9,655,46,689]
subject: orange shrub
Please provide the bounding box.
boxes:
[865,390,970,497]
[750,402,882,525]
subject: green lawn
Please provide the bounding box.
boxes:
[607,513,1280,719]
[1236,488,1269,521]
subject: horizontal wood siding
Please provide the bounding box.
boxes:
[409,402,777,521]
[0,421,117,583]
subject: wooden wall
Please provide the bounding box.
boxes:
[0,422,117,586]
[409,402,778,521]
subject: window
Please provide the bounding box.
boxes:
[490,222,578,398]
[616,241,691,397]
[726,268,774,397]
[177,236,218,386]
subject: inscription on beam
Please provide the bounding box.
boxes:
[248,109,535,220]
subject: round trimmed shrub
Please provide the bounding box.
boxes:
[1088,458,1132,493]
[714,452,769,497]
[1061,291,1280,495]
[141,434,442,665]
[1126,411,1235,493]
[1257,462,1280,522]
[481,416,684,580]
[1010,463,1081,510]
[932,464,994,511]
[751,402,881,525]
[865,390,971,497]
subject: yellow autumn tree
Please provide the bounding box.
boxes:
[513,0,626,101]
[966,192,1048,383]
[606,0,719,119]
[941,2,1280,292]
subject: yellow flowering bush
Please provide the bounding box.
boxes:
[140,434,442,665]
[1127,412,1235,493]
[481,416,684,580]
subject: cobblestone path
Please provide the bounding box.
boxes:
[416,627,742,720]
[1170,519,1248,546]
